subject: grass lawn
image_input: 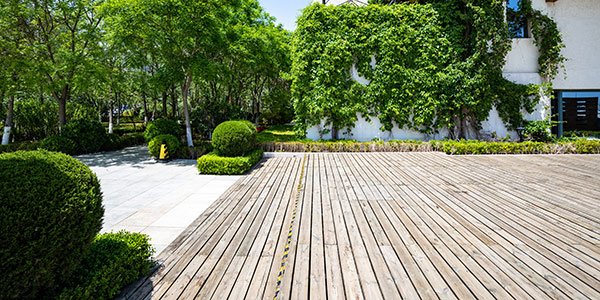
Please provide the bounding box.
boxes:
[256,125,302,143]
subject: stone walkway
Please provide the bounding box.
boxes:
[76,146,241,255]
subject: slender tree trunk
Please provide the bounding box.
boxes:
[2,95,15,145]
[142,91,148,125]
[108,101,114,134]
[171,85,177,118]
[116,92,121,126]
[51,86,69,132]
[152,96,157,121]
[98,100,103,123]
[162,90,168,118]
[181,75,194,147]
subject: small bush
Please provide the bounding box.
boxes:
[62,119,107,154]
[197,148,263,175]
[148,134,182,158]
[212,121,257,157]
[58,231,155,300]
[144,118,181,142]
[523,120,552,142]
[0,150,104,299]
[39,135,78,155]
[101,133,122,152]
[239,120,257,134]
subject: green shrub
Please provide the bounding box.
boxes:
[39,135,78,155]
[239,120,257,134]
[148,134,182,158]
[0,150,104,299]
[197,148,263,175]
[212,121,256,157]
[101,133,122,152]
[144,118,181,142]
[13,99,59,141]
[61,119,107,154]
[523,120,552,142]
[120,132,146,148]
[58,231,155,300]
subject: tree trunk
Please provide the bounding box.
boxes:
[116,92,121,126]
[98,100,103,123]
[162,90,168,118]
[181,75,194,147]
[108,101,114,134]
[152,96,157,121]
[142,92,148,125]
[2,95,15,145]
[171,85,177,118]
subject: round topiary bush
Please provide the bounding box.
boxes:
[101,133,123,152]
[61,119,107,154]
[238,120,257,134]
[39,135,78,155]
[144,118,182,142]
[0,150,104,299]
[148,134,182,158]
[212,121,256,157]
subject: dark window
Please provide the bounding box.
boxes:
[507,0,529,38]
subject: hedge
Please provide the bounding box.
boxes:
[0,150,104,299]
[61,119,107,154]
[212,121,256,157]
[260,139,600,154]
[58,231,155,300]
[197,148,264,175]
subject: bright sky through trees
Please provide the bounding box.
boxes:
[258,0,313,31]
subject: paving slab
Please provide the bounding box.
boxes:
[77,146,241,256]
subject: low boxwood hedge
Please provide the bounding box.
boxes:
[197,148,263,175]
[0,150,104,299]
[58,231,155,300]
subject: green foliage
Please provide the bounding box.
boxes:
[120,132,146,148]
[260,82,294,125]
[292,3,564,139]
[62,119,108,154]
[212,121,257,157]
[144,118,182,142]
[0,150,104,299]
[565,131,600,138]
[197,148,263,175]
[101,133,123,152]
[0,141,40,154]
[39,135,79,155]
[256,125,299,143]
[148,134,182,158]
[238,120,258,134]
[58,231,155,300]
[190,100,242,138]
[13,99,59,142]
[523,120,552,142]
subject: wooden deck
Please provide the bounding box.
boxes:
[119,153,600,300]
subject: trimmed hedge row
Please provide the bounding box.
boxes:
[260,139,600,154]
[58,231,155,300]
[197,148,264,175]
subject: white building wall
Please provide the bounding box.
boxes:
[306,0,598,141]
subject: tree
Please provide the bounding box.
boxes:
[18,0,104,130]
[102,0,242,147]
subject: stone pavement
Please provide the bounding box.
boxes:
[76,146,241,255]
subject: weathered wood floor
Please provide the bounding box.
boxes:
[119,153,600,300]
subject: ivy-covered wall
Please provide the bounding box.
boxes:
[292,1,564,140]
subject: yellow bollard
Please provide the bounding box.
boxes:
[159,140,169,161]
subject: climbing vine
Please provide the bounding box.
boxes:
[291,1,565,139]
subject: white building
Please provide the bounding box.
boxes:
[307,0,600,141]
